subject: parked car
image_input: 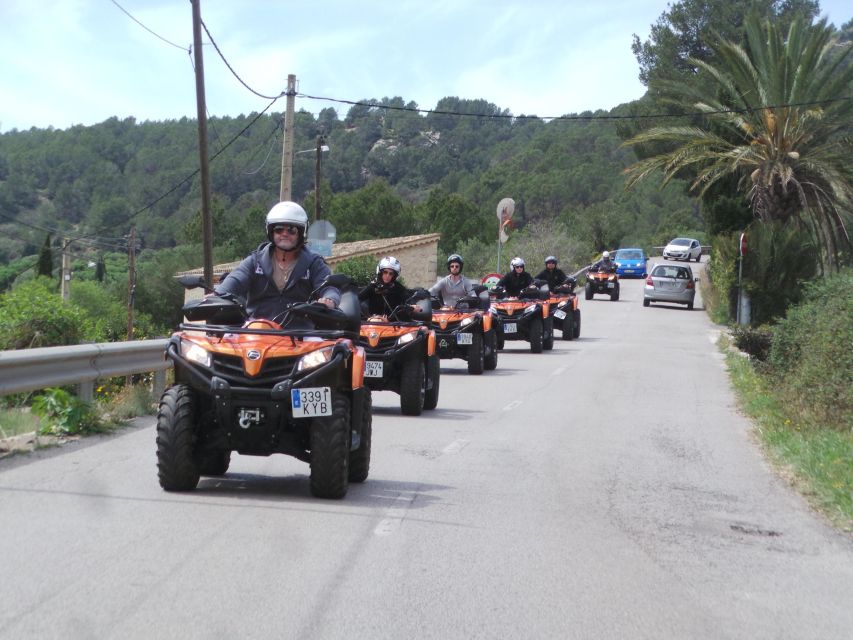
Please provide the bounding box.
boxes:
[662,237,702,262]
[643,263,698,309]
[613,248,647,278]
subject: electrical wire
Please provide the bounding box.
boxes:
[110,0,190,52]
[244,120,283,175]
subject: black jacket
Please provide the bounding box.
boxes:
[359,280,411,316]
[497,270,534,297]
[535,268,568,291]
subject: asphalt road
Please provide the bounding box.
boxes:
[2,261,852,639]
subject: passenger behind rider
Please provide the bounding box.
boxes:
[589,250,617,273]
[535,255,568,292]
[215,201,339,326]
[429,254,477,308]
[496,257,535,297]
[359,256,413,317]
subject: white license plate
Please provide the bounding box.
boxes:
[456,332,473,345]
[607,282,615,288]
[291,387,332,418]
[364,360,383,377]
[553,309,567,319]
[503,322,517,333]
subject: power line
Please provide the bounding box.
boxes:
[0,211,127,251]
[295,93,853,121]
[244,119,283,175]
[110,0,190,52]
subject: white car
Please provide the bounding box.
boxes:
[662,237,702,262]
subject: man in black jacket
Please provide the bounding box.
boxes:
[535,255,568,292]
[497,256,534,297]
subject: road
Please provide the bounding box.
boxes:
[2,260,852,640]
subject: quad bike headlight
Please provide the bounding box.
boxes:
[460,316,475,328]
[523,304,538,315]
[397,332,416,345]
[180,339,212,367]
[296,345,335,372]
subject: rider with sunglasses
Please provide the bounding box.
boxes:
[358,256,413,316]
[429,254,477,308]
[215,201,339,325]
[495,257,534,297]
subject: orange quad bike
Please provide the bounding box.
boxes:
[431,286,498,374]
[157,274,371,500]
[547,280,582,340]
[490,283,554,353]
[358,290,440,416]
[585,266,620,301]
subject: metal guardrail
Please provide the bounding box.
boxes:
[0,339,171,401]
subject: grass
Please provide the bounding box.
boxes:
[723,340,853,533]
[0,408,43,439]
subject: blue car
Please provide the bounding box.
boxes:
[613,248,648,278]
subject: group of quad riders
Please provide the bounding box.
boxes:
[157,201,583,500]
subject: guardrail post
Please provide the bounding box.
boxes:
[78,381,94,403]
[153,369,167,399]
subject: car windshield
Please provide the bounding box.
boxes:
[615,250,643,260]
[652,266,690,279]
[671,238,690,246]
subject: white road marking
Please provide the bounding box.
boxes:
[502,400,523,411]
[442,439,470,454]
[374,492,417,537]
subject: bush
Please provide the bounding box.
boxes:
[333,255,377,287]
[731,325,773,362]
[0,277,93,349]
[768,269,853,431]
[31,388,105,436]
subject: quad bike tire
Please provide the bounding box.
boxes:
[310,395,350,499]
[198,451,231,476]
[496,334,505,350]
[349,390,372,483]
[585,284,593,300]
[156,384,201,492]
[424,355,440,410]
[562,313,574,341]
[467,330,485,375]
[543,318,554,351]
[529,316,543,354]
[400,357,426,416]
[611,284,620,301]
[484,330,498,370]
[573,309,581,339]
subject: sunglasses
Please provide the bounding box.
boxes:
[514,265,524,269]
[449,264,461,269]
[272,225,299,235]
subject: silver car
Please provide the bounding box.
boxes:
[662,237,702,262]
[643,263,698,310]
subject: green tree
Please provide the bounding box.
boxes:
[0,277,92,349]
[624,15,853,269]
[37,234,53,278]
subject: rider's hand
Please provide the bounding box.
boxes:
[317,297,336,309]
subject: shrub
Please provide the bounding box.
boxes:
[769,269,853,431]
[731,325,773,362]
[31,388,105,436]
[0,277,93,349]
[334,255,377,287]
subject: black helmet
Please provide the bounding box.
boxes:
[447,254,464,270]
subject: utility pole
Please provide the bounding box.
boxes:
[279,74,297,201]
[314,134,326,224]
[191,0,214,288]
[60,239,71,300]
[126,227,136,342]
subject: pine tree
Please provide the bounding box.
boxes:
[37,235,53,278]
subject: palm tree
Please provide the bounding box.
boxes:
[624,14,853,269]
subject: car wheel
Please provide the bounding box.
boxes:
[156,384,201,492]
[529,316,543,353]
[349,390,372,483]
[310,395,350,499]
[643,298,650,307]
[400,357,426,415]
[467,330,485,374]
[687,300,694,310]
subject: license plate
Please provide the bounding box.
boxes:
[607,282,614,289]
[291,387,332,418]
[456,332,473,345]
[364,360,383,377]
[553,309,566,319]
[503,322,517,333]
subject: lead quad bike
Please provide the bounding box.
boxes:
[431,286,498,374]
[585,266,620,301]
[358,290,440,416]
[489,283,553,353]
[157,274,371,500]
[547,280,581,340]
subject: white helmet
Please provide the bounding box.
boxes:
[377,256,401,276]
[266,201,308,240]
[602,251,610,259]
[510,257,525,269]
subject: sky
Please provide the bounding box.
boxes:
[1,0,850,133]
